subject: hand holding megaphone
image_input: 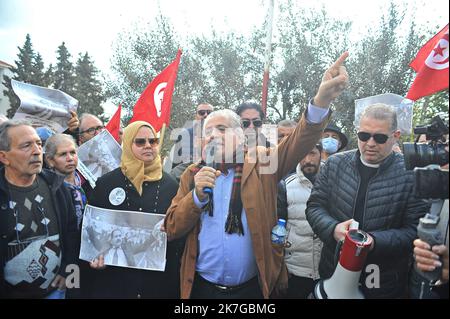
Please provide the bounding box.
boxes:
[312,227,374,299]
[334,219,374,250]
[333,219,355,242]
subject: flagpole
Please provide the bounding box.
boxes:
[262,0,275,116]
[159,123,167,147]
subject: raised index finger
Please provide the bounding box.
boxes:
[331,51,349,69]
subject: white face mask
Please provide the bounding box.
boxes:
[321,137,340,154]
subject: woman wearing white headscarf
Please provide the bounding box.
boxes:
[87,121,183,298]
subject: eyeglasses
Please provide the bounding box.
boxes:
[81,126,104,135]
[241,119,263,128]
[197,110,212,116]
[133,137,160,147]
[357,132,391,144]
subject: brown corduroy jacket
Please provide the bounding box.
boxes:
[164,110,330,299]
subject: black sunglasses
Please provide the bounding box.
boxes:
[241,119,263,128]
[197,110,212,116]
[357,132,390,144]
[81,125,104,135]
[134,137,160,147]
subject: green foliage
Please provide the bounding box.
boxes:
[273,2,351,121]
[3,34,53,117]
[73,53,106,119]
[340,3,447,147]
[102,0,448,152]
[407,90,449,142]
[3,36,106,120]
[53,42,76,96]
[339,3,418,146]
[188,30,264,107]
[106,15,181,125]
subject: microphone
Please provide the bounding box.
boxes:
[203,142,216,196]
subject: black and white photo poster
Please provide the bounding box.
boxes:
[77,130,122,187]
[11,79,78,133]
[79,205,167,272]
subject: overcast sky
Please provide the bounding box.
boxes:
[1,0,448,71]
[0,0,448,116]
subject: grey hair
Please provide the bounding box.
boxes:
[0,119,33,151]
[277,119,297,128]
[79,113,103,129]
[44,134,77,159]
[360,103,398,132]
[203,109,243,133]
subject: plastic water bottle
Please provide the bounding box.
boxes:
[271,219,287,245]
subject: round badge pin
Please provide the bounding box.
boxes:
[109,187,126,206]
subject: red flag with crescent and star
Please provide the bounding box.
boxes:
[129,49,182,132]
[406,24,449,101]
[105,104,122,143]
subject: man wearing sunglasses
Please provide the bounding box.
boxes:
[78,113,105,145]
[235,102,274,149]
[306,103,428,299]
[195,103,214,121]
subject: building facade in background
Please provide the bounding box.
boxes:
[0,60,13,115]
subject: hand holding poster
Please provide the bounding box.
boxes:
[11,80,78,132]
[79,205,167,272]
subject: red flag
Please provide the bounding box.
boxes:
[130,50,182,131]
[106,104,122,143]
[406,24,449,101]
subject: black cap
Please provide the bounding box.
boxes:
[324,124,348,151]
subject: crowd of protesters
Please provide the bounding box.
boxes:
[0,51,448,300]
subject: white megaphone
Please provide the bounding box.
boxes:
[311,223,373,299]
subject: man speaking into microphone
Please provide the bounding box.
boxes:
[164,52,349,299]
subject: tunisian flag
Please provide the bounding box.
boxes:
[406,24,449,101]
[129,49,182,132]
[105,104,122,143]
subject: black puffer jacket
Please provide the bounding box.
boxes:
[0,168,79,298]
[306,150,429,298]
